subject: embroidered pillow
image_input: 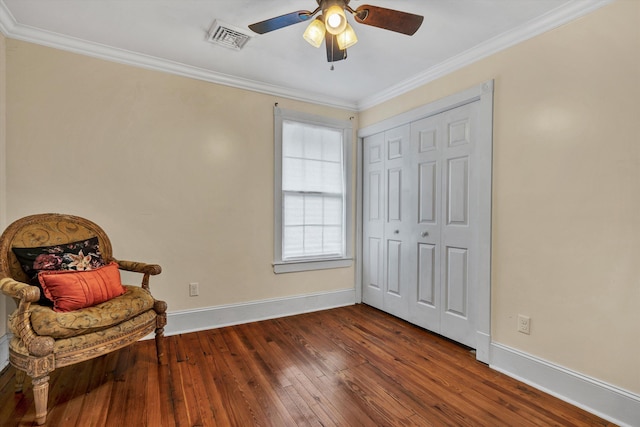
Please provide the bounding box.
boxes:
[12,237,106,305]
[37,262,125,312]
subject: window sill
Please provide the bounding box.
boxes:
[273,258,353,274]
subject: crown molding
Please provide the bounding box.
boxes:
[0,1,14,35]
[356,0,614,111]
[0,0,613,112]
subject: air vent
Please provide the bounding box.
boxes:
[207,20,252,50]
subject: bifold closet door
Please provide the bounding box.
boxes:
[362,124,412,321]
[408,102,479,348]
[380,125,412,320]
[362,132,385,310]
[363,101,480,349]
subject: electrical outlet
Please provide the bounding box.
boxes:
[517,314,531,335]
[189,282,199,297]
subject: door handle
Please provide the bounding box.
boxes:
[421,231,429,237]
[394,229,400,234]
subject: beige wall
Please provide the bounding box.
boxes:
[361,0,640,394]
[5,39,357,315]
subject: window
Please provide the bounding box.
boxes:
[274,107,353,273]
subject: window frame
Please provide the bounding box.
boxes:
[273,107,353,274]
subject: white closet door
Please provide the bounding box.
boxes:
[438,103,479,347]
[381,125,411,320]
[407,114,443,332]
[362,132,385,310]
[408,101,479,348]
[362,101,481,350]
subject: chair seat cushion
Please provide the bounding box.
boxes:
[9,309,157,363]
[26,285,155,339]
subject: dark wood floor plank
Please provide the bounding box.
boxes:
[0,370,32,426]
[102,344,135,426]
[78,352,119,427]
[182,331,217,426]
[233,322,315,426]
[156,337,178,427]
[250,321,350,426]
[220,325,299,426]
[140,341,164,427]
[125,341,155,427]
[61,355,107,427]
[172,333,207,426]
[193,331,235,426]
[196,330,258,426]
[0,304,615,426]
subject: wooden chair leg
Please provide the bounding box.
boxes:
[14,369,26,393]
[155,328,167,365]
[32,375,50,425]
[154,300,168,365]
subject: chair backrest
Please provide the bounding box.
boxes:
[0,213,114,282]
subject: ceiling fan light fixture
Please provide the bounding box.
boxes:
[324,4,347,35]
[248,1,424,63]
[303,18,326,48]
[336,23,357,50]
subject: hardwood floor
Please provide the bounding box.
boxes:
[0,304,614,426]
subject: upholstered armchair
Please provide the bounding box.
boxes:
[0,213,167,425]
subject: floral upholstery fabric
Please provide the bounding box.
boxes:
[13,285,155,339]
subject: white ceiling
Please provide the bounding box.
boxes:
[0,0,610,110]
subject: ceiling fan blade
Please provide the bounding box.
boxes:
[354,5,424,35]
[249,10,313,34]
[325,33,347,62]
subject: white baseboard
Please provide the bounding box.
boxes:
[0,333,9,372]
[490,342,640,427]
[164,288,356,336]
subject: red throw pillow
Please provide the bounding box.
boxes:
[38,262,125,312]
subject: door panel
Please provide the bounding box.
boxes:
[417,243,436,306]
[448,118,471,147]
[387,136,403,159]
[445,246,468,317]
[368,171,381,221]
[387,168,402,222]
[386,240,402,296]
[366,237,381,289]
[418,161,437,224]
[446,157,469,226]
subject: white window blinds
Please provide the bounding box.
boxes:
[281,120,345,260]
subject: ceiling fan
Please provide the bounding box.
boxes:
[248,0,424,63]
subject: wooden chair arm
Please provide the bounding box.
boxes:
[114,259,162,291]
[0,277,54,357]
[115,260,162,275]
[0,277,40,302]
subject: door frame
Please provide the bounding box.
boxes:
[355,80,494,363]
